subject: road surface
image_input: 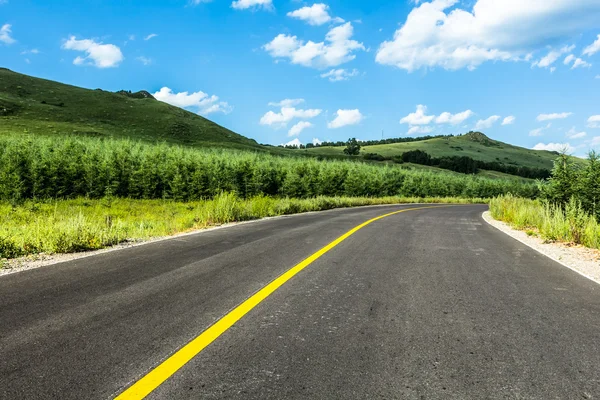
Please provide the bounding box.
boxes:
[1,204,600,399]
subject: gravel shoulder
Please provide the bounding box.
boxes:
[483,211,600,284]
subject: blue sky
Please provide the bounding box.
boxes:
[2,0,600,155]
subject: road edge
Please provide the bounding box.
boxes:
[481,211,600,285]
[1,202,460,277]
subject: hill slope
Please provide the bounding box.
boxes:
[304,132,562,171]
[0,68,261,150]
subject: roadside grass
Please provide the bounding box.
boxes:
[0,194,485,261]
[489,195,600,250]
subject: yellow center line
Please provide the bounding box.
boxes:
[114,205,452,399]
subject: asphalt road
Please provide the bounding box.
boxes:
[1,204,600,399]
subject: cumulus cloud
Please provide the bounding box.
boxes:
[232,0,273,11]
[268,99,305,107]
[260,107,322,127]
[407,126,434,135]
[287,3,343,26]
[475,115,500,130]
[566,127,587,139]
[502,116,516,125]
[320,68,359,82]
[583,34,600,56]
[153,87,232,115]
[400,105,474,131]
[62,36,123,68]
[0,24,15,45]
[312,138,323,145]
[283,138,303,147]
[400,105,435,125]
[531,45,574,69]
[264,22,365,69]
[537,112,572,121]
[588,115,600,128]
[435,110,474,125]
[328,109,364,129]
[288,121,313,137]
[529,123,552,137]
[375,0,600,72]
[533,142,575,153]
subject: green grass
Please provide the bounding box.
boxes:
[0,194,485,260]
[490,195,600,249]
[303,132,568,170]
[0,133,540,201]
[0,68,262,151]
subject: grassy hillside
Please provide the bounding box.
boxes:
[0,69,569,181]
[0,68,261,150]
[303,132,563,171]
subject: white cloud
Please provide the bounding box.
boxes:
[588,115,600,128]
[564,54,592,69]
[529,123,552,137]
[288,121,313,137]
[232,0,273,11]
[153,87,232,115]
[475,115,500,130]
[268,99,305,107]
[264,22,365,69]
[260,107,322,127]
[375,0,600,72]
[287,3,337,26]
[564,54,575,65]
[435,110,474,125]
[312,138,323,145]
[566,127,587,139]
[320,68,359,82]
[283,138,303,147]
[0,24,15,45]
[21,48,39,55]
[596,75,600,79]
[502,116,516,125]
[136,56,152,65]
[144,33,158,41]
[328,109,364,129]
[533,142,575,153]
[533,45,574,69]
[62,36,123,68]
[537,112,572,121]
[407,125,434,135]
[400,105,435,125]
[583,34,600,56]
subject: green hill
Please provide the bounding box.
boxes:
[1,69,570,181]
[0,68,261,150]
[303,132,562,171]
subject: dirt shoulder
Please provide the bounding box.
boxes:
[482,211,600,284]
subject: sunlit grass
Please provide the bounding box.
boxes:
[490,195,600,249]
[0,194,485,260]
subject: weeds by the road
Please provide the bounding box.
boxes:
[490,195,600,250]
[0,194,484,260]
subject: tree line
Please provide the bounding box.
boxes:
[398,150,551,179]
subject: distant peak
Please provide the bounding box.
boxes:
[464,131,496,144]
